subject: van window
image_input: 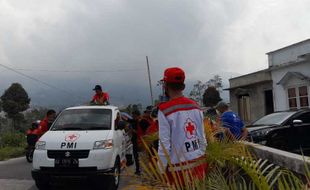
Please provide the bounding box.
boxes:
[51,109,112,131]
[114,112,121,130]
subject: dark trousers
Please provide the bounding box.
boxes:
[132,140,140,173]
[27,134,38,146]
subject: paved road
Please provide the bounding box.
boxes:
[0,157,137,190]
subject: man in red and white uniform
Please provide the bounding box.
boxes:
[91,85,110,105]
[158,67,207,183]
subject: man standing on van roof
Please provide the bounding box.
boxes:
[158,67,207,183]
[91,85,110,105]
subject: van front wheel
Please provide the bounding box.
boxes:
[96,159,120,190]
[109,158,121,190]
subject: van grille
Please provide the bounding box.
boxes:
[47,150,90,159]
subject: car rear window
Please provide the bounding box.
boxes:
[51,109,112,131]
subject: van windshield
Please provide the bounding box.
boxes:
[51,109,112,131]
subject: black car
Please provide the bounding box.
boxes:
[248,109,310,155]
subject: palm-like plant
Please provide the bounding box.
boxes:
[132,118,307,190]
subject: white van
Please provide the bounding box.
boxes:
[32,106,133,190]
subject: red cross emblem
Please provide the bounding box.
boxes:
[184,119,197,139]
[65,133,80,142]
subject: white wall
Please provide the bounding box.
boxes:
[269,40,310,67]
[272,62,310,111]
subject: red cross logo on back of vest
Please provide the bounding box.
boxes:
[184,119,197,139]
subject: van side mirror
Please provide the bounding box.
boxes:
[293,119,303,125]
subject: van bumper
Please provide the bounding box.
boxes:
[32,167,113,182]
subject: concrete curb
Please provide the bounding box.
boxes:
[0,157,25,165]
[245,142,310,175]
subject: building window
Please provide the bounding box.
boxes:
[288,88,297,110]
[287,86,309,110]
[299,86,309,108]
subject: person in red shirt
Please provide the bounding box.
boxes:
[125,110,143,175]
[26,120,41,146]
[38,110,56,136]
[139,106,154,134]
[142,106,159,151]
[91,85,110,105]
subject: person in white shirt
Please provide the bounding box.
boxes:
[158,67,208,185]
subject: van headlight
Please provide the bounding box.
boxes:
[93,139,113,149]
[35,141,46,150]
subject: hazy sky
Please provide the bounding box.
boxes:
[1,0,310,108]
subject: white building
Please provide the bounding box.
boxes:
[268,39,310,111]
[228,39,310,122]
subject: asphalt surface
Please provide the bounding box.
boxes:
[0,157,138,190]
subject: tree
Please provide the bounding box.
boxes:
[203,86,222,108]
[1,83,30,131]
[207,75,223,91]
[189,81,207,105]
[23,108,48,132]
[121,104,142,114]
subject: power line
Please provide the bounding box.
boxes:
[0,63,77,97]
[14,68,144,73]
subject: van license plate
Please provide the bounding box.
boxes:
[55,158,79,168]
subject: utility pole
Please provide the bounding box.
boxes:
[146,56,154,105]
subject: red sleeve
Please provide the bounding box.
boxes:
[38,120,48,135]
[33,129,41,136]
[92,94,98,101]
[146,121,159,134]
[104,93,109,101]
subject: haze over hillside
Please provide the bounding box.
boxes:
[0,71,239,109]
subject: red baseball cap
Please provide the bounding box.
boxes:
[162,67,185,83]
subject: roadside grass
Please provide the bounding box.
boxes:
[0,132,26,161]
[0,146,25,161]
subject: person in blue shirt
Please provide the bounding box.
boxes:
[216,101,248,140]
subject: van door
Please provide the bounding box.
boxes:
[114,112,126,166]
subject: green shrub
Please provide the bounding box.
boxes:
[0,146,25,161]
[0,132,26,148]
[138,134,307,189]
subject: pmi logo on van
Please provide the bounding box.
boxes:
[65,133,80,142]
[60,133,80,149]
